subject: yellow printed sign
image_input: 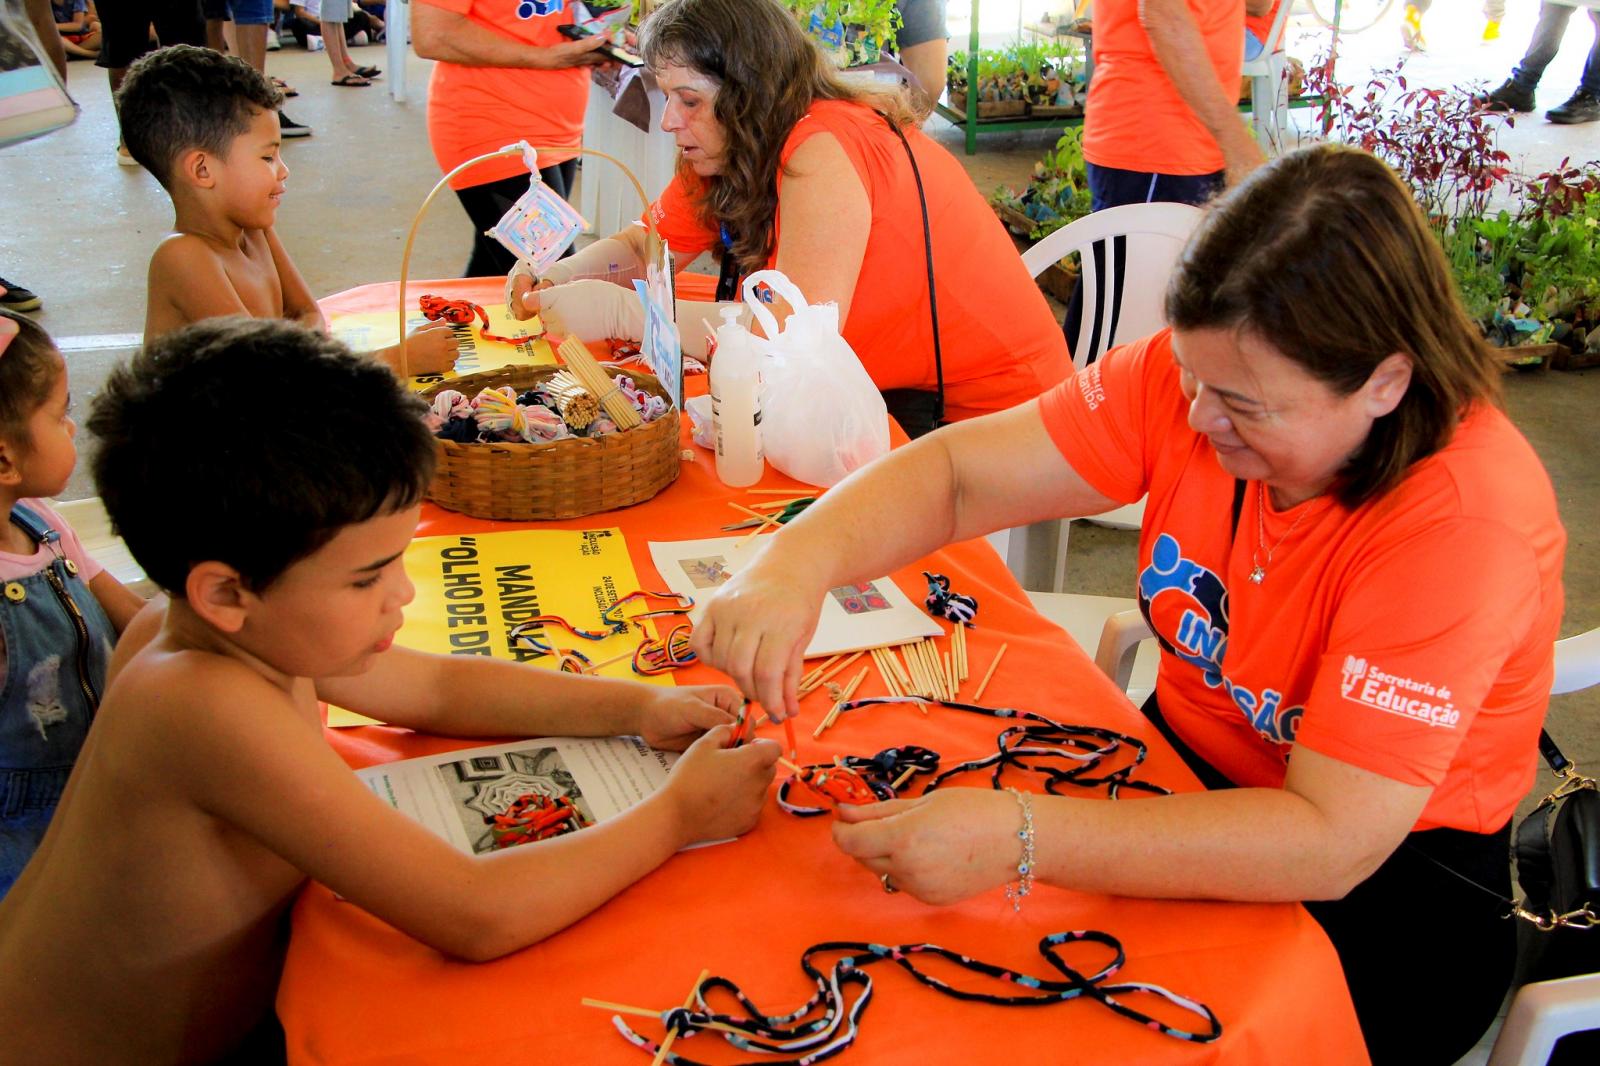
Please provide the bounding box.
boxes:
[328,528,672,728]
[329,303,557,392]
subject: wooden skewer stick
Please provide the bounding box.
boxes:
[778,756,808,776]
[870,648,901,698]
[814,666,869,738]
[891,764,918,791]
[579,999,746,1037]
[944,649,956,702]
[799,653,842,690]
[972,642,1009,703]
[558,335,641,429]
[651,969,711,1066]
[752,497,810,510]
[799,649,864,696]
[886,646,915,692]
[727,500,768,520]
[583,647,637,675]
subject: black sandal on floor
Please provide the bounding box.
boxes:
[331,74,372,87]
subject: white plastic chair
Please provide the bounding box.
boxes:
[1021,201,1205,372]
[1242,1,1298,153]
[1027,593,1159,706]
[1488,972,1600,1066]
[1479,624,1600,1063]
[1006,202,1205,592]
[1551,626,1600,696]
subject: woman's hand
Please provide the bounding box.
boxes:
[690,553,828,721]
[506,262,552,322]
[632,684,742,751]
[830,788,1021,905]
[529,279,644,345]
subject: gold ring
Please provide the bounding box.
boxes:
[880,873,899,894]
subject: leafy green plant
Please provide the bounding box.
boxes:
[990,128,1091,242]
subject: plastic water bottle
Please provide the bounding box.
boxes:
[710,307,764,488]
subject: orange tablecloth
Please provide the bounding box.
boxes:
[278,282,1367,1065]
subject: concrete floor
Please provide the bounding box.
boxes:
[0,14,1594,802]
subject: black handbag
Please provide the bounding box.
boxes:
[1513,730,1600,931]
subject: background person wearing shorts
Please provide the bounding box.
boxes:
[97,0,205,162]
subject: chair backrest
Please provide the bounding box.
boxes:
[1023,201,1205,369]
[1260,0,1294,59]
[1552,626,1600,695]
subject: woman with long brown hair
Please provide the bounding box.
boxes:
[507,0,1070,436]
[691,144,1566,1064]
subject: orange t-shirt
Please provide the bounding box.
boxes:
[418,0,589,190]
[1083,0,1244,176]
[1038,329,1566,833]
[1244,1,1281,42]
[644,100,1071,421]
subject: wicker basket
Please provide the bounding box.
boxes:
[424,364,681,521]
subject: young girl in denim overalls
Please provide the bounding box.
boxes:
[0,312,144,897]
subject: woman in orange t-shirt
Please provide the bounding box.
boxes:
[411,0,611,278]
[507,0,1070,434]
[691,145,1566,1065]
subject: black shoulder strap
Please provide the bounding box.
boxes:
[882,113,945,424]
[8,502,58,548]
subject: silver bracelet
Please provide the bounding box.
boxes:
[1003,787,1035,912]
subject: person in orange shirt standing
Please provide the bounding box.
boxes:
[412,0,612,277]
[690,145,1565,1065]
[505,0,1071,436]
[1084,0,1265,208]
[1060,0,1269,356]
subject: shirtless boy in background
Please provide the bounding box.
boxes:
[119,45,459,376]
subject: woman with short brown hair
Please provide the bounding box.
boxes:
[693,144,1565,1064]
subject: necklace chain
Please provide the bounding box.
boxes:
[1249,482,1312,585]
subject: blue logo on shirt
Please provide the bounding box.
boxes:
[1139,533,1303,746]
[516,0,563,19]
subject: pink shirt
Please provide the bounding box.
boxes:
[0,501,103,583]
[0,500,106,682]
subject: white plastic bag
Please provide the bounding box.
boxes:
[741,270,888,487]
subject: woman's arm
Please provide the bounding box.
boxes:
[833,748,1429,904]
[691,401,1118,716]
[411,3,609,69]
[768,132,871,328]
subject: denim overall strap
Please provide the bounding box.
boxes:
[0,503,116,894]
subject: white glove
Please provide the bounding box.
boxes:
[536,279,645,345]
[537,280,748,361]
[505,237,646,321]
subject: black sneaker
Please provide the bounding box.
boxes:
[278,111,314,138]
[1547,87,1600,125]
[1477,78,1535,113]
[0,276,42,312]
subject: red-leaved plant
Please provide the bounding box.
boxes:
[1302,57,1513,227]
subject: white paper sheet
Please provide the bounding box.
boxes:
[646,536,942,657]
[356,736,675,856]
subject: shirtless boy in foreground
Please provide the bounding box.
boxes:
[119,45,459,377]
[0,319,779,1063]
